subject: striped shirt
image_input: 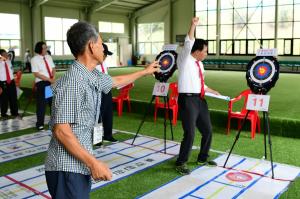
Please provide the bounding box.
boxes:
[45,60,113,175]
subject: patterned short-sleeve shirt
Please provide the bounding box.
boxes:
[45,60,113,175]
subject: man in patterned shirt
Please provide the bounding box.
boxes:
[45,21,160,199]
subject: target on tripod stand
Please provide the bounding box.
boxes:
[155,51,177,82]
[246,56,279,94]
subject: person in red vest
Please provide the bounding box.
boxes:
[0,49,19,118]
[95,43,117,143]
[31,41,56,131]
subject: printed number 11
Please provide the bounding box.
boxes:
[253,98,264,107]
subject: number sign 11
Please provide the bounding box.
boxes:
[246,94,270,112]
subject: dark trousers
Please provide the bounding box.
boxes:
[176,94,213,166]
[98,91,113,138]
[0,80,18,117]
[36,81,52,127]
[25,62,31,72]
[45,171,91,199]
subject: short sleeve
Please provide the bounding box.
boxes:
[31,57,39,73]
[52,82,83,124]
[99,73,113,94]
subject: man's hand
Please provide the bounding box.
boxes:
[0,87,2,95]
[111,60,160,88]
[211,90,221,96]
[89,159,112,181]
[49,78,55,84]
[191,17,199,26]
[143,61,160,75]
[205,87,221,96]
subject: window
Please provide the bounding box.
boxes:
[195,0,300,56]
[137,23,164,55]
[195,0,217,54]
[99,21,125,33]
[44,17,78,55]
[0,13,21,56]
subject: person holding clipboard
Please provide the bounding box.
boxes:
[31,41,56,131]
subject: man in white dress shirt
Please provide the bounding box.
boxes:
[175,17,221,175]
[0,49,19,118]
[31,41,56,130]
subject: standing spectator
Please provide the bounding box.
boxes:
[96,43,117,143]
[8,47,15,66]
[31,41,56,130]
[24,48,32,72]
[0,49,19,118]
[47,46,52,56]
[45,21,159,199]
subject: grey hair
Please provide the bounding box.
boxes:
[67,21,99,58]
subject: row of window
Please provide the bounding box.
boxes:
[196,0,300,55]
[214,39,300,55]
[0,13,125,56]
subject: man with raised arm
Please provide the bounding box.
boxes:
[175,17,221,175]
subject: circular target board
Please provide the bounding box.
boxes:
[246,56,279,94]
[155,51,178,82]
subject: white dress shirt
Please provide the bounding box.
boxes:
[31,54,55,83]
[95,61,108,75]
[177,35,207,94]
[0,60,14,81]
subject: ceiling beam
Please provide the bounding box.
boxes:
[34,0,49,7]
[133,0,169,18]
[91,0,119,12]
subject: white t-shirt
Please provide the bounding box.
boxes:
[31,54,55,83]
[0,60,14,82]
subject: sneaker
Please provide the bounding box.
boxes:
[175,164,191,175]
[37,126,44,131]
[94,142,103,147]
[197,160,217,166]
[103,136,118,143]
[1,114,9,118]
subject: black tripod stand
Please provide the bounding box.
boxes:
[131,94,174,154]
[223,109,275,179]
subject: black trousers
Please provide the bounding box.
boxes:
[98,91,113,138]
[36,81,52,127]
[25,62,31,72]
[0,80,19,117]
[45,171,91,199]
[176,94,213,166]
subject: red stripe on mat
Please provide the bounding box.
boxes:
[4,175,51,199]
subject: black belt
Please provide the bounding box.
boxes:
[179,93,200,97]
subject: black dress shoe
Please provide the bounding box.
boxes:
[103,136,118,143]
[1,114,9,118]
[37,126,44,131]
[197,160,217,166]
[175,164,191,175]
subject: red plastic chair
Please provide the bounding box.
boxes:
[14,70,22,87]
[112,83,134,116]
[154,82,179,125]
[227,89,261,139]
